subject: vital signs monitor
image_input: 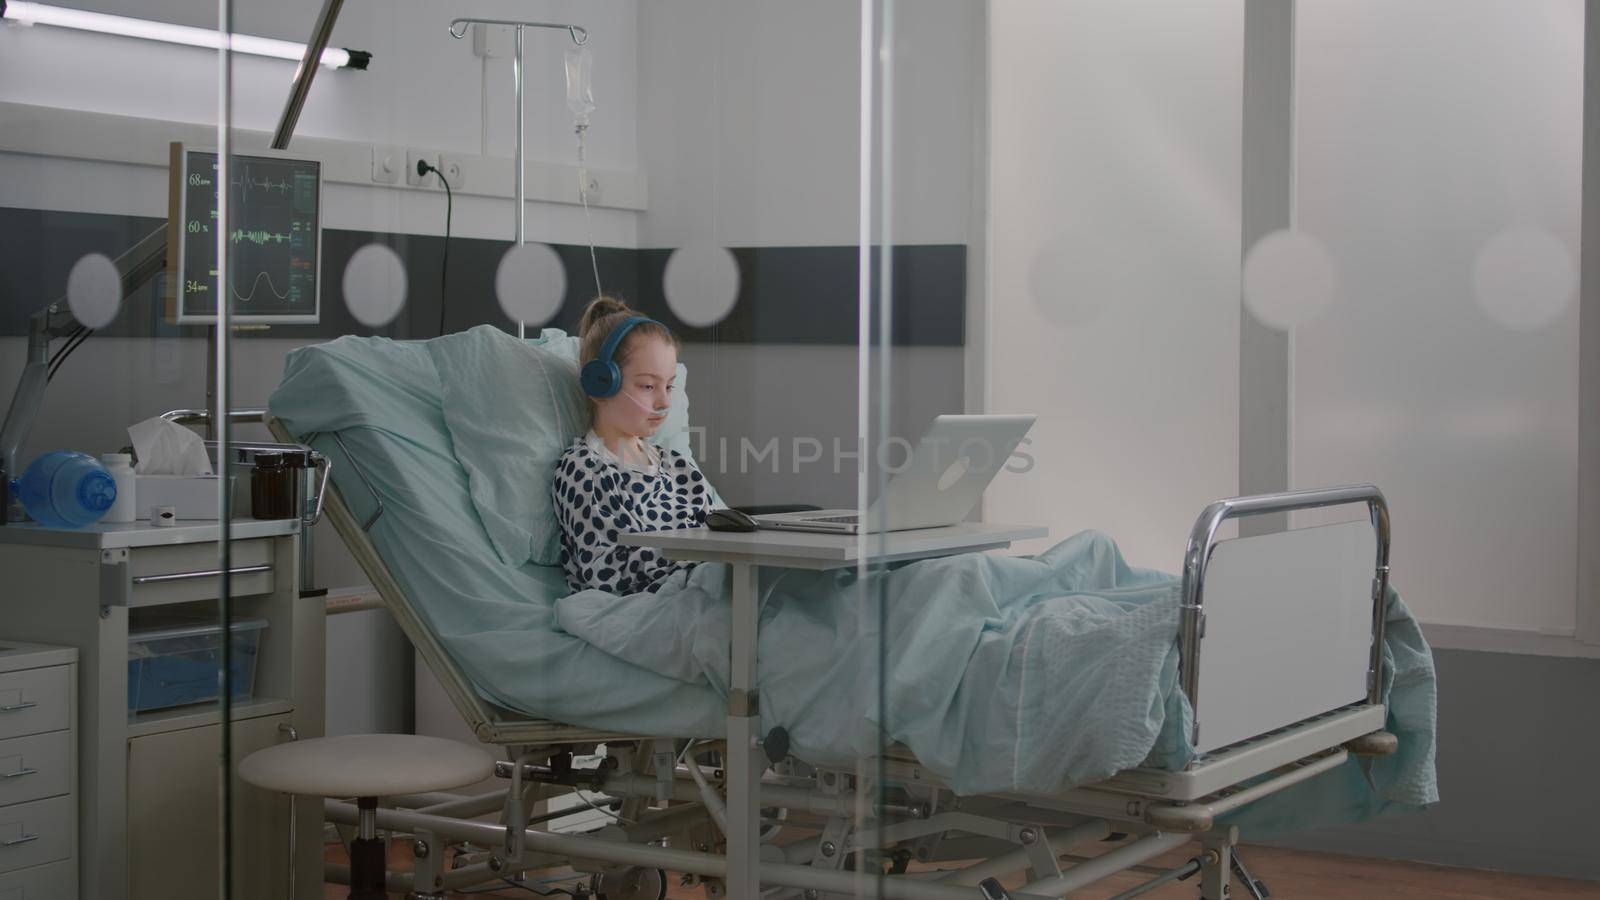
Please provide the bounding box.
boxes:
[166,142,322,324]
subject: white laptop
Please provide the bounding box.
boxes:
[755,414,1036,535]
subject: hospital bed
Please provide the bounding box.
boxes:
[265,339,1410,900]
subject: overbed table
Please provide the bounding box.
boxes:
[619,521,1048,898]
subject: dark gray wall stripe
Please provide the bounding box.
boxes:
[0,208,965,346]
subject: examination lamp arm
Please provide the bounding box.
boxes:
[273,0,348,150]
[0,224,166,524]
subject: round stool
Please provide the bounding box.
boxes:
[240,733,495,900]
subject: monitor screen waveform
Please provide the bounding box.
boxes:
[173,147,321,323]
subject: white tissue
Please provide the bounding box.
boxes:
[127,416,214,476]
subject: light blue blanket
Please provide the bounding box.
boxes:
[559,538,1438,822]
[268,333,1437,834]
[559,531,1192,795]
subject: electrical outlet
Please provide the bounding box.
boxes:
[370,145,403,184]
[406,148,434,187]
[436,154,464,191]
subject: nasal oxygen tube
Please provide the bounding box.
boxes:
[620,389,669,417]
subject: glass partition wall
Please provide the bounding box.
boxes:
[869,0,1582,896]
[2,0,1583,897]
[269,0,903,896]
[0,1,251,897]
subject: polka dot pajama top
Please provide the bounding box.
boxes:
[553,431,717,594]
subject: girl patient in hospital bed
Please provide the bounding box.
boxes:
[553,296,717,594]
[550,294,1151,601]
[549,294,1153,607]
[545,297,1213,792]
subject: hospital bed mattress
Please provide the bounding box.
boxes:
[269,335,728,739]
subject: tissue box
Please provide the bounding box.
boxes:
[136,475,226,520]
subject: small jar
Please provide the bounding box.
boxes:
[250,452,294,520]
[100,452,137,524]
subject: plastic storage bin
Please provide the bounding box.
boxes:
[126,617,268,713]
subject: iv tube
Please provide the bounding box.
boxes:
[566,45,602,297]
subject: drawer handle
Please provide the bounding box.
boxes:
[0,833,38,847]
[0,768,37,779]
[0,702,36,713]
[132,563,272,585]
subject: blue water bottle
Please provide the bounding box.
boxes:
[11,451,118,528]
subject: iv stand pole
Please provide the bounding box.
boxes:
[449,17,588,339]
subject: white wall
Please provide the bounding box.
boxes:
[1290,0,1584,635]
[984,0,1244,568]
[0,0,642,244]
[636,0,979,247]
[633,0,983,508]
[0,0,639,167]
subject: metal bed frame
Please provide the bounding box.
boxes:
[271,418,1399,900]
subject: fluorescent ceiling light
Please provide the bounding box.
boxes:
[0,0,370,69]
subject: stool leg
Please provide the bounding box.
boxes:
[349,796,387,900]
[279,723,300,900]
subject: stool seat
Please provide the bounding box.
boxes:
[239,733,494,798]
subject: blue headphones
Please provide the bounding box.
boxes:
[581,316,665,398]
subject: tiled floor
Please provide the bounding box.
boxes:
[322,839,1600,898]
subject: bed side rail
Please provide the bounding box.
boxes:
[1179,484,1391,751]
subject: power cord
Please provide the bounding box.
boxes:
[47,325,93,382]
[416,159,454,337]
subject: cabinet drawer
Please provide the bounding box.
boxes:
[0,669,69,741]
[130,538,274,605]
[0,858,76,900]
[0,796,71,876]
[0,733,69,809]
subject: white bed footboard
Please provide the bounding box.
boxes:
[1180,485,1391,755]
